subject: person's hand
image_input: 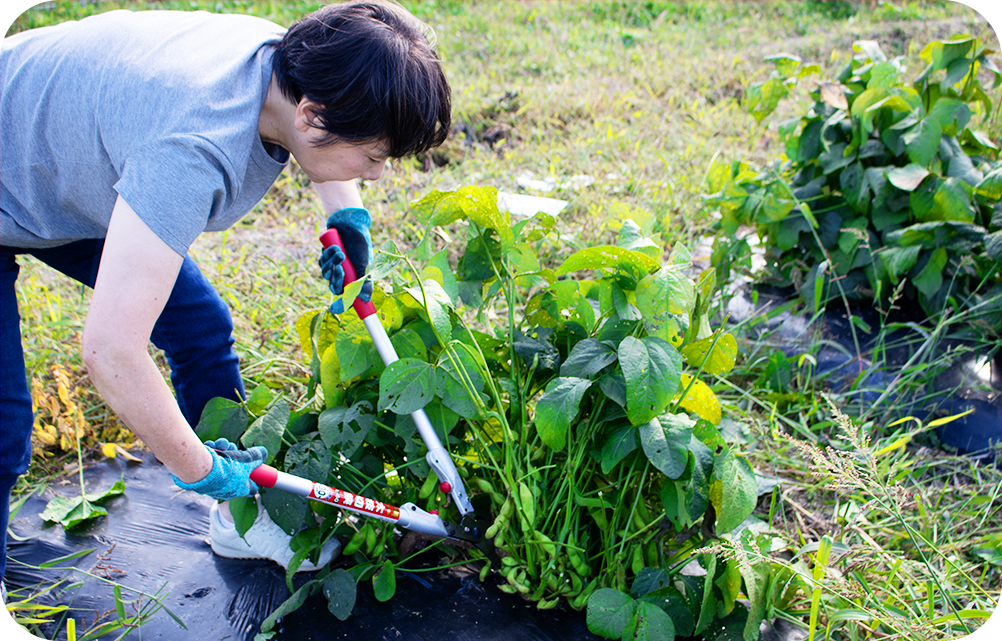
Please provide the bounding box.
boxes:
[319,208,373,313]
[172,438,268,501]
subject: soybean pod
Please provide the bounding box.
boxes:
[343,528,365,556]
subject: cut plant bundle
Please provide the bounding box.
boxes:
[706,35,1002,337]
[194,185,762,639]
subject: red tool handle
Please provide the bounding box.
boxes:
[249,464,278,487]
[320,228,377,319]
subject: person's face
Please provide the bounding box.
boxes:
[290,99,389,184]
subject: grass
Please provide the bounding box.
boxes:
[6,1,1000,639]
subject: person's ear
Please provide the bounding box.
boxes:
[294,98,324,133]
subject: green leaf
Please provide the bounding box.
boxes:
[535,377,593,451]
[284,438,332,486]
[556,245,660,280]
[839,162,865,212]
[761,189,794,222]
[611,280,642,321]
[837,217,868,255]
[635,266,695,337]
[886,164,930,192]
[40,495,106,529]
[942,56,972,90]
[318,404,374,459]
[259,579,319,635]
[744,76,789,124]
[195,398,248,443]
[903,117,943,167]
[850,87,889,141]
[31,487,117,542]
[694,554,718,635]
[913,247,948,298]
[986,231,1002,262]
[261,486,308,536]
[240,400,288,463]
[389,328,428,361]
[229,496,258,539]
[929,98,971,136]
[710,446,758,534]
[335,320,375,382]
[413,185,513,249]
[775,212,812,251]
[961,128,999,155]
[680,332,737,375]
[323,569,357,621]
[878,245,922,283]
[587,588,637,639]
[378,359,437,415]
[819,142,853,175]
[425,294,454,344]
[406,279,455,343]
[372,560,397,602]
[513,329,560,377]
[421,250,460,306]
[945,148,983,187]
[639,414,694,480]
[976,168,1002,200]
[622,601,676,641]
[765,52,801,76]
[934,177,976,223]
[867,61,900,88]
[910,175,941,221]
[600,424,640,474]
[616,218,660,257]
[560,338,618,378]
[855,39,888,63]
[619,336,682,425]
[245,384,274,417]
[631,567,673,598]
[736,532,772,641]
[436,349,485,419]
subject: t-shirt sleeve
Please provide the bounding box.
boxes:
[113,134,237,256]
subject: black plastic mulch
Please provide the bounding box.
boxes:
[6,453,600,641]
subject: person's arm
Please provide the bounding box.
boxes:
[314,179,364,214]
[313,179,373,306]
[82,195,212,484]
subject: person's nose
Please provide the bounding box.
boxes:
[362,161,385,182]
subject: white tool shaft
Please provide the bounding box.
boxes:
[362,313,474,515]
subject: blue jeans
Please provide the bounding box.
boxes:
[1,240,245,581]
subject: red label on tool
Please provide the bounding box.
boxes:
[310,483,400,521]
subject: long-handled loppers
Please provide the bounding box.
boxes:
[241,229,496,561]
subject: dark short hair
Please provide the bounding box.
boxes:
[270,0,451,158]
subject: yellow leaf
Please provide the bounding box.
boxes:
[34,424,58,447]
[295,310,321,360]
[376,295,404,331]
[101,443,118,458]
[665,317,684,348]
[320,342,343,409]
[927,408,974,428]
[874,435,912,457]
[675,373,722,425]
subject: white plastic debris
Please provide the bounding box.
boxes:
[515,171,596,193]
[497,191,568,218]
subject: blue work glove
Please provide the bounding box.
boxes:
[172,438,268,501]
[319,208,374,314]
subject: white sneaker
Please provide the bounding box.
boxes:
[208,501,340,572]
[1,580,6,604]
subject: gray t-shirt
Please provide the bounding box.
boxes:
[1,10,289,255]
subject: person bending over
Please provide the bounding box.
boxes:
[0,0,450,600]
